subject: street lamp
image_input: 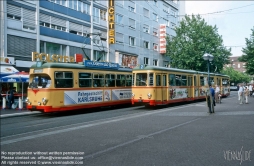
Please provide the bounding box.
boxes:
[203,53,214,85]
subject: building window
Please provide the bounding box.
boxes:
[93,50,105,61]
[153,59,158,66]
[129,36,135,46]
[163,61,169,67]
[116,32,123,44]
[82,3,90,14]
[153,0,157,6]
[40,41,67,56]
[143,24,149,33]
[116,14,123,25]
[163,18,170,27]
[7,14,21,20]
[153,28,158,36]
[128,6,135,12]
[100,9,107,21]
[93,7,100,23]
[152,13,158,22]
[153,43,158,51]
[171,22,176,29]
[238,64,240,68]
[144,41,149,49]
[144,57,149,65]
[129,18,135,29]
[143,8,149,17]
[163,4,169,13]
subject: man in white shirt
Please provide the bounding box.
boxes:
[248,84,253,97]
[215,85,220,103]
[238,84,244,104]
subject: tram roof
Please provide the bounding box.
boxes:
[133,65,197,74]
[133,65,229,77]
[30,62,132,72]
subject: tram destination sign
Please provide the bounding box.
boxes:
[84,60,119,69]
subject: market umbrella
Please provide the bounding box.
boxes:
[0,72,29,100]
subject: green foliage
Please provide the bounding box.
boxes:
[238,28,254,75]
[222,67,251,84]
[166,15,231,73]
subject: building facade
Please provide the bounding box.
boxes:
[224,56,246,73]
[0,0,183,71]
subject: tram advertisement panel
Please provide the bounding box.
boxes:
[169,88,188,99]
[64,89,131,105]
[112,89,131,100]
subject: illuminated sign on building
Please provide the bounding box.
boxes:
[160,24,166,54]
[32,52,75,63]
[108,0,115,44]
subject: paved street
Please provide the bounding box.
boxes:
[1,91,253,166]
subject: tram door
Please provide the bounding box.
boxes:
[193,75,198,98]
[156,74,167,104]
[188,76,193,99]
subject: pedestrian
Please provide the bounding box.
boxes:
[244,86,249,104]
[238,84,244,104]
[215,85,220,103]
[7,86,14,109]
[249,84,253,97]
[210,84,215,106]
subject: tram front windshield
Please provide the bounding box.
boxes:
[136,73,147,86]
[29,74,51,88]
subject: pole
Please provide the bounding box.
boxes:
[207,60,210,85]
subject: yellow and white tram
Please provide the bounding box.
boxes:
[131,65,230,106]
[26,61,132,112]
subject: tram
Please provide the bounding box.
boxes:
[131,65,230,106]
[26,60,132,112]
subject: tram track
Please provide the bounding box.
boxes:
[1,106,145,139]
[1,93,237,143]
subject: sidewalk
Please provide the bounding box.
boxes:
[0,108,41,118]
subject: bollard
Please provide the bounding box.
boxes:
[2,97,6,109]
[18,97,23,110]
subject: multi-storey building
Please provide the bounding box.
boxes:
[224,56,246,73]
[0,0,183,72]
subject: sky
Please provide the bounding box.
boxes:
[185,1,254,57]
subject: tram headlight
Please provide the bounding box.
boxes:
[147,93,152,99]
[25,97,29,103]
[132,93,135,98]
[42,98,48,105]
[38,102,41,106]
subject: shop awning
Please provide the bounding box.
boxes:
[0,65,19,78]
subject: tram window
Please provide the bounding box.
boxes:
[132,73,135,86]
[126,75,132,87]
[181,75,187,86]
[169,74,176,86]
[194,76,197,86]
[116,74,126,86]
[210,77,214,85]
[149,73,153,86]
[156,75,161,86]
[217,78,221,86]
[105,74,116,87]
[200,76,205,86]
[188,76,192,86]
[136,73,147,86]
[93,73,104,87]
[79,73,92,87]
[176,75,181,86]
[29,74,51,88]
[222,79,229,86]
[55,72,73,88]
[163,75,167,86]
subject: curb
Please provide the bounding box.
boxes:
[0,111,41,119]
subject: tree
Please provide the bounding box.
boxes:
[222,67,251,85]
[166,15,231,73]
[238,28,254,75]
